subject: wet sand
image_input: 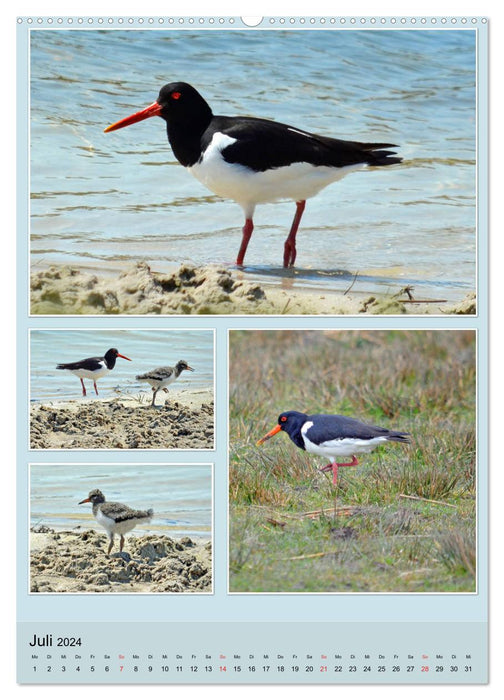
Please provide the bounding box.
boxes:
[30,390,214,449]
[30,529,212,593]
[30,262,476,315]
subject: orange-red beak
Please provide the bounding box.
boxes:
[256,423,282,446]
[117,353,132,361]
[104,101,162,133]
[78,496,91,504]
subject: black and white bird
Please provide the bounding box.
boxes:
[105,82,401,268]
[135,360,195,406]
[56,348,131,397]
[257,410,410,486]
[78,489,153,556]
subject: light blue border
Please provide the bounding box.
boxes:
[17,17,488,684]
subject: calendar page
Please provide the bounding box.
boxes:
[17,14,488,685]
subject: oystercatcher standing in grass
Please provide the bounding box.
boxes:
[136,360,195,407]
[105,82,401,268]
[78,489,153,556]
[56,348,131,397]
[257,410,410,486]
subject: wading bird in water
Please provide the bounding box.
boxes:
[105,82,401,268]
[56,348,131,397]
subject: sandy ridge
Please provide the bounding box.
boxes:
[30,392,214,449]
[30,530,212,593]
[30,262,476,316]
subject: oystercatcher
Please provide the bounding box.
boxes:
[257,411,410,486]
[56,348,131,397]
[105,82,401,267]
[136,360,195,407]
[78,489,154,555]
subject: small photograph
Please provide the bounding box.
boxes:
[30,463,212,593]
[29,329,214,449]
[29,29,476,316]
[229,330,476,593]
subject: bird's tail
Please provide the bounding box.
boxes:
[386,432,411,444]
[356,141,402,166]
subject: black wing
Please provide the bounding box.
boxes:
[56,356,104,371]
[206,115,401,172]
[305,414,409,443]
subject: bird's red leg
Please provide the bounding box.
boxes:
[80,378,87,397]
[283,200,306,267]
[93,381,99,396]
[319,455,359,485]
[236,218,254,266]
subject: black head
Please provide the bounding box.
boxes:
[105,82,212,133]
[79,488,105,505]
[176,360,195,373]
[104,348,132,366]
[257,410,308,445]
[156,82,212,122]
[277,411,309,436]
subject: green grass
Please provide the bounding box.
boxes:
[229,330,476,593]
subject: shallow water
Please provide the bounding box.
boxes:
[30,328,214,401]
[30,463,212,540]
[30,28,476,303]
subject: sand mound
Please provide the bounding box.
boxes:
[30,397,214,449]
[30,530,212,593]
[30,261,473,315]
[30,262,270,315]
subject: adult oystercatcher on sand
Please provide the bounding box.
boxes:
[78,489,154,556]
[257,410,410,486]
[104,82,401,268]
[56,348,131,397]
[136,359,195,407]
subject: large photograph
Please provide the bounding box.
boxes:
[30,29,476,315]
[228,329,476,593]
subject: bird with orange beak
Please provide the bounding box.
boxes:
[257,410,410,486]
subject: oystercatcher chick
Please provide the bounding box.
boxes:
[136,360,195,407]
[56,348,131,397]
[105,82,401,268]
[78,489,153,555]
[257,411,410,486]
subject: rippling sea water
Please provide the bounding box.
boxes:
[30,28,476,301]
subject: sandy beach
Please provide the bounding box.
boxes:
[30,389,214,449]
[30,528,212,593]
[30,262,476,316]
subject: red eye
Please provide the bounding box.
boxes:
[280,416,287,422]
[171,92,181,100]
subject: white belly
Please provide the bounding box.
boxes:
[69,367,109,380]
[302,429,389,461]
[95,509,142,536]
[189,132,365,217]
[143,376,174,389]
